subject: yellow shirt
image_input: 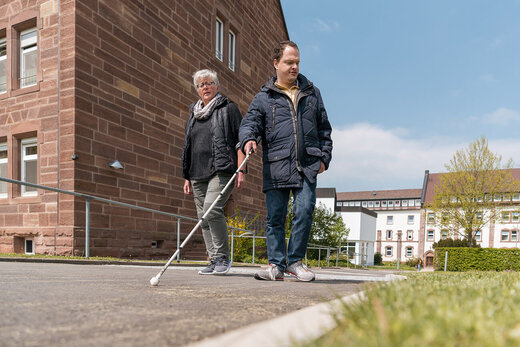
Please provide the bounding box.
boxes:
[275,82,299,111]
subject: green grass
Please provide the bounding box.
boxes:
[305,272,520,347]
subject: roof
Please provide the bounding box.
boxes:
[422,168,520,204]
[336,189,422,201]
[316,188,336,198]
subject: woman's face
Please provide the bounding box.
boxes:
[196,77,219,105]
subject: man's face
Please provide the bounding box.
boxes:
[274,45,299,87]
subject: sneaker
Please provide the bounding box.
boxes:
[214,256,231,275]
[198,260,216,275]
[286,260,315,282]
[254,264,284,281]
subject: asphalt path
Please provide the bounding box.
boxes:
[0,261,392,346]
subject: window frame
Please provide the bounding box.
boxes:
[475,230,482,241]
[386,215,393,225]
[407,215,414,225]
[0,142,7,198]
[501,230,509,242]
[427,230,434,241]
[385,246,392,257]
[406,247,413,257]
[21,137,37,197]
[215,18,224,61]
[386,230,392,240]
[0,36,6,94]
[19,27,37,89]
[228,30,235,71]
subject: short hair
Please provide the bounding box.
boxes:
[272,40,299,61]
[192,69,219,89]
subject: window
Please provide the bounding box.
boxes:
[349,201,355,207]
[407,230,413,240]
[215,18,223,61]
[513,212,520,223]
[0,143,7,198]
[354,201,360,207]
[0,37,6,93]
[362,201,367,208]
[387,216,393,225]
[394,200,400,207]
[402,200,408,207]
[475,230,482,241]
[381,200,387,207]
[427,230,434,241]
[388,200,394,208]
[374,201,380,207]
[441,230,448,240]
[336,201,342,207]
[494,194,502,202]
[502,212,510,223]
[476,212,483,222]
[385,246,392,257]
[368,201,374,208]
[409,200,415,207]
[386,230,392,239]
[408,215,414,224]
[21,137,37,196]
[20,28,37,88]
[501,230,509,242]
[513,194,520,202]
[427,213,435,224]
[25,238,34,255]
[415,200,421,206]
[406,247,413,257]
[228,30,235,71]
[512,230,518,242]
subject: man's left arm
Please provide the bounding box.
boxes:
[315,88,333,171]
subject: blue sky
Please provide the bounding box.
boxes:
[280,0,520,192]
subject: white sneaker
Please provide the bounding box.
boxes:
[254,264,284,281]
[286,260,315,282]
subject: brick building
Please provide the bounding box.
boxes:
[0,0,288,258]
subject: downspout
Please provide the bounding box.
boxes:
[421,170,429,258]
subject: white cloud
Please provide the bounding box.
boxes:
[480,74,496,82]
[313,18,339,32]
[317,123,520,192]
[482,107,520,125]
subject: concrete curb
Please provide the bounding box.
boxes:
[187,274,405,347]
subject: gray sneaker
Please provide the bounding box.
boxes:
[254,264,284,281]
[214,256,231,275]
[198,260,216,275]
[286,260,315,282]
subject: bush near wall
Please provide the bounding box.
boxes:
[435,247,520,271]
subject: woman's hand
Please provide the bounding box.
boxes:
[183,179,193,195]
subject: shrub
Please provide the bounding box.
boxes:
[435,247,520,271]
[374,252,382,265]
[433,237,480,249]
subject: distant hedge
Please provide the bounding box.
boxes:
[435,247,520,271]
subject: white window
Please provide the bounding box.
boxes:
[407,230,413,240]
[427,213,435,224]
[0,143,7,198]
[402,200,408,207]
[475,230,482,241]
[386,230,392,239]
[362,201,367,208]
[501,230,509,242]
[408,215,414,224]
[427,230,434,241]
[387,216,393,225]
[20,28,37,88]
[388,200,394,208]
[25,238,34,255]
[415,199,421,206]
[215,18,223,61]
[349,201,355,207]
[0,37,6,93]
[512,230,518,242]
[406,247,413,257]
[368,201,374,208]
[513,194,520,202]
[385,246,392,257]
[336,201,342,207]
[228,30,235,71]
[409,199,415,207]
[441,230,448,240]
[21,138,37,196]
[374,201,380,207]
[381,200,387,207]
[502,212,510,223]
[494,194,502,202]
[513,212,520,223]
[354,201,360,207]
[476,212,483,221]
[395,200,400,207]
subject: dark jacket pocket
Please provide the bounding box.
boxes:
[265,148,291,184]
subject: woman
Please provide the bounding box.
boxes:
[181,69,244,275]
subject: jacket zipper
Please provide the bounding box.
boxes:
[286,95,302,172]
[272,105,276,130]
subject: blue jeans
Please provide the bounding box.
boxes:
[265,177,316,272]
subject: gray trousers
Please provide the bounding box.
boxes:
[191,173,233,260]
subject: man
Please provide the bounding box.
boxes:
[239,41,333,281]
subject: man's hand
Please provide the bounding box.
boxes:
[318,161,326,174]
[244,140,257,155]
[183,179,193,195]
[235,172,245,189]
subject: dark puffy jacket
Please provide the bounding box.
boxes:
[239,74,332,192]
[181,94,242,180]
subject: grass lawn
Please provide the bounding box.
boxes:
[306,272,520,347]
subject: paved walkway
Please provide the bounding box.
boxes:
[0,260,404,346]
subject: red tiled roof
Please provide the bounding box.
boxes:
[337,188,422,201]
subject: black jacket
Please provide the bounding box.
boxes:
[239,74,333,192]
[181,94,242,180]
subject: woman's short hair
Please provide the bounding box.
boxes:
[192,69,219,89]
[272,41,299,61]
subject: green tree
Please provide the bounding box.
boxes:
[428,136,520,245]
[285,197,349,258]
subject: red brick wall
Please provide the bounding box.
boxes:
[72,0,288,258]
[0,0,76,255]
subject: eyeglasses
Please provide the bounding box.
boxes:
[197,81,215,89]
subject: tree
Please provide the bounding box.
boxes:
[285,197,349,258]
[427,136,520,245]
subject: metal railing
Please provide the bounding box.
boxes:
[0,176,256,259]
